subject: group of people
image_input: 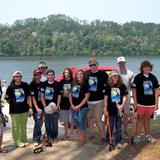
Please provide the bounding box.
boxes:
[0,56,159,152]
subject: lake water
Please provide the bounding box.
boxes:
[0,55,160,85]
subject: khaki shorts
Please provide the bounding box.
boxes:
[87,100,104,120]
[123,95,131,115]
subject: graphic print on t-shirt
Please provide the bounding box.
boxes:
[111,88,120,102]
[45,87,54,100]
[72,85,80,98]
[63,84,71,97]
[143,81,153,95]
[14,88,25,102]
[88,76,98,92]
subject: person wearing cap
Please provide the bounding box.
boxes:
[5,71,32,148]
[38,62,48,82]
[85,57,108,142]
[104,71,128,150]
[117,56,134,139]
[131,60,159,144]
[40,69,61,146]
[29,69,43,146]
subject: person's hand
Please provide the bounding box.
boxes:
[36,108,42,113]
[53,106,59,112]
[154,104,159,111]
[72,105,79,111]
[28,108,33,117]
[71,104,75,110]
[104,111,109,118]
[133,102,138,111]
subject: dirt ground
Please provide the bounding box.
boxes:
[0,105,160,160]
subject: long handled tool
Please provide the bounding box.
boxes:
[33,133,48,153]
[105,111,114,151]
[131,110,137,144]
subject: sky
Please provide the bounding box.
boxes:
[0,0,160,24]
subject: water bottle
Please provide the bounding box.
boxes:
[153,112,157,120]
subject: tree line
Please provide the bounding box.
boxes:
[0,14,160,56]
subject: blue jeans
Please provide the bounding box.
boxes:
[106,115,122,144]
[44,112,59,140]
[72,107,88,132]
[33,112,43,143]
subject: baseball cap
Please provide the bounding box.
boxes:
[38,62,48,68]
[117,56,126,63]
[33,69,42,75]
[111,71,120,76]
[12,71,22,77]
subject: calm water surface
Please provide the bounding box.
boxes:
[0,55,159,85]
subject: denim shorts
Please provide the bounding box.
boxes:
[72,107,88,132]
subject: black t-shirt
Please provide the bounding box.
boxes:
[131,73,159,105]
[30,81,43,113]
[40,80,60,106]
[71,82,89,109]
[59,79,72,110]
[104,84,128,116]
[85,70,108,101]
[6,82,31,114]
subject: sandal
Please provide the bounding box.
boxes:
[76,141,85,147]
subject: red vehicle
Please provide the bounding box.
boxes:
[55,66,116,82]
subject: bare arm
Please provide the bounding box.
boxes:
[155,88,160,110]
[131,88,138,110]
[104,95,108,111]
[121,95,127,107]
[32,96,42,113]
[75,93,90,109]
[69,92,74,109]
[41,92,46,108]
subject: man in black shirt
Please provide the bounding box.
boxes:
[85,57,108,142]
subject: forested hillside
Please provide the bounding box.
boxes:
[0,14,160,56]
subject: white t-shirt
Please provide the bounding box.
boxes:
[41,74,47,82]
[119,69,134,91]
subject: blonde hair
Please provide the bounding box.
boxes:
[88,57,98,65]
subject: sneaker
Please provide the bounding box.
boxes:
[24,142,29,147]
[34,142,39,147]
[76,141,85,147]
[134,135,141,144]
[117,143,122,149]
[46,139,52,147]
[105,145,110,151]
[144,135,156,144]
[53,138,58,143]
[18,143,25,148]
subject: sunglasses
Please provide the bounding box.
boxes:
[89,64,97,67]
[15,75,22,78]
